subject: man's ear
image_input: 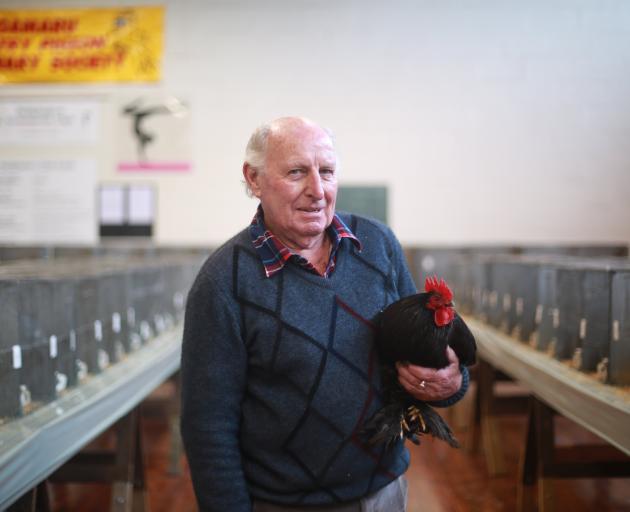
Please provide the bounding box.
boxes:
[243,163,262,198]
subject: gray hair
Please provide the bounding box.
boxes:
[245,123,272,170]
[243,122,272,197]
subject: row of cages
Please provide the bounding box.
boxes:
[0,251,207,421]
[407,245,630,387]
[0,244,207,264]
[2,243,628,422]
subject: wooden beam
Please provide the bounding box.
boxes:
[468,318,630,455]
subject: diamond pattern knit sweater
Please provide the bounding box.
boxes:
[181,213,467,511]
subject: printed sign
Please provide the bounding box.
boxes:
[0,6,164,83]
[0,159,97,244]
[0,99,100,145]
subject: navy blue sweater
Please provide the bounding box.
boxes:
[180,213,468,511]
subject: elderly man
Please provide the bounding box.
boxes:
[181,117,468,512]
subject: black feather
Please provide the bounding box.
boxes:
[362,289,477,449]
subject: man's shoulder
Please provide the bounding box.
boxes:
[336,211,396,242]
[335,211,403,271]
[208,228,250,261]
[195,228,256,284]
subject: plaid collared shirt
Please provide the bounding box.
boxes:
[249,206,362,278]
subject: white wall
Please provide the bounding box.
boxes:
[2,0,630,247]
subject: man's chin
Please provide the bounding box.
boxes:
[295,221,328,238]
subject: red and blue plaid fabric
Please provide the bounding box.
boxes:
[249,205,362,278]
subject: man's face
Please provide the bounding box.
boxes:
[248,120,338,247]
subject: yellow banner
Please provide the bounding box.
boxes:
[0,6,164,83]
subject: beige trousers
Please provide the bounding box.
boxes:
[252,475,408,512]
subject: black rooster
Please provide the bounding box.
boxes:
[363,277,477,448]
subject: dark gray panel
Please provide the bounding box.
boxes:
[579,270,612,372]
[336,186,387,225]
[610,273,630,385]
[534,266,558,352]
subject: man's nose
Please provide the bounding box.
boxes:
[305,170,324,198]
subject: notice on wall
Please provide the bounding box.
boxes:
[116,94,192,172]
[99,184,125,224]
[0,6,164,83]
[0,99,100,145]
[0,159,97,244]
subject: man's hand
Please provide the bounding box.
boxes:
[396,346,462,401]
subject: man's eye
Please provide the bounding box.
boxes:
[288,169,303,175]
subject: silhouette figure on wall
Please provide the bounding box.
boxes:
[122,97,188,161]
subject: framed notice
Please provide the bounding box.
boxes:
[0,159,97,244]
[0,99,101,145]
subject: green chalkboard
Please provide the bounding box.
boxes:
[336,186,388,224]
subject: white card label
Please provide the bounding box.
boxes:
[579,318,587,340]
[12,345,22,369]
[49,335,58,358]
[94,320,103,341]
[613,320,620,341]
[112,312,121,333]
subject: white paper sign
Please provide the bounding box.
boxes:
[0,100,100,146]
[128,185,154,224]
[99,185,125,224]
[0,159,97,244]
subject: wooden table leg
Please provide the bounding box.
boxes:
[7,488,36,512]
[516,397,556,512]
[110,407,149,512]
[478,360,507,475]
[168,371,183,476]
[534,399,555,512]
[464,374,481,454]
[517,397,537,512]
[111,409,139,512]
[48,406,147,512]
[132,412,148,511]
[7,481,51,512]
[35,481,51,512]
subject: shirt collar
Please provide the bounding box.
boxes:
[249,204,362,278]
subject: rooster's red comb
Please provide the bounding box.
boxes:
[424,276,453,303]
